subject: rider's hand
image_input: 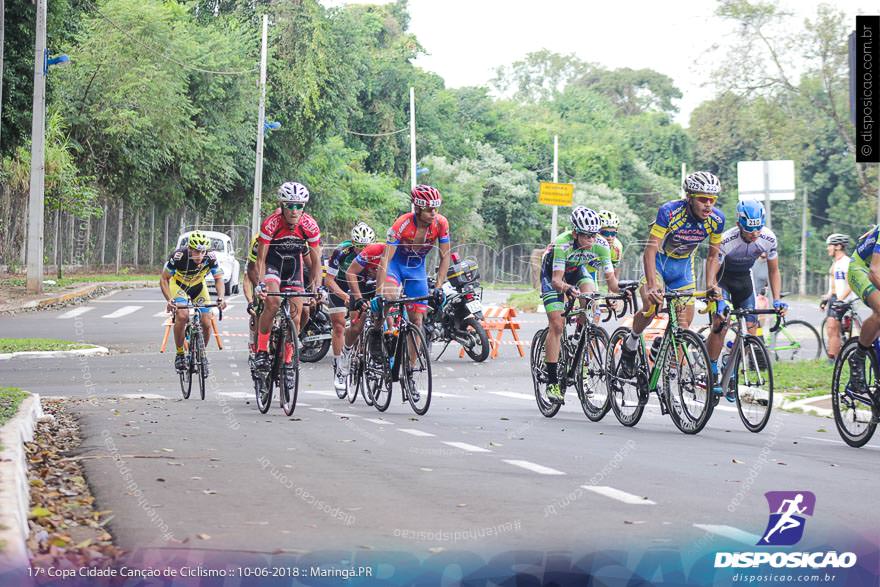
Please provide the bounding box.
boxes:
[166,300,177,314]
[431,288,446,306]
[256,282,268,300]
[706,284,722,300]
[645,284,664,306]
[352,297,368,312]
[218,299,227,311]
[565,286,579,299]
[773,299,789,316]
[246,301,257,316]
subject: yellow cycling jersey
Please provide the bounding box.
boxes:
[164,247,222,287]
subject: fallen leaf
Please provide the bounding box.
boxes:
[456,504,467,508]
[732,459,745,464]
[816,428,827,433]
[196,533,211,540]
[428,547,446,554]
[29,507,52,519]
[500,417,509,421]
[624,520,646,525]
[161,448,174,453]
[156,478,166,482]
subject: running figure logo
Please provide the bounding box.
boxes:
[757,491,816,546]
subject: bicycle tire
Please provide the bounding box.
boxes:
[364,329,391,412]
[462,317,491,362]
[831,338,878,447]
[300,311,331,363]
[402,326,432,415]
[606,327,645,427]
[193,329,207,401]
[578,326,610,422]
[179,326,192,400]
[530,328,561,418]
[664,329,714,435]
[769,319,821,361]
[280,320,300,416]
[735,335,773,433]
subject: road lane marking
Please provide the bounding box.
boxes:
[364,418,392,425]
[433,392,464,398]
[308,407,334,413]
[102,306,142,319]
[217,392,252,399]
[120,393,168,399]
[58,307,94,319]
[502,460,565,475]
[398,428,435,437]
[802,436,880,450]
[442,441,491,453]
[301,390,337,397]
[490,391,533,401]
[692,524,761,545]
[153,310,170,317]
[581,485,656,505]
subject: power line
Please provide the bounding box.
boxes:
[343,127,409,137]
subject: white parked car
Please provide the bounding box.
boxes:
[175,230,241,296]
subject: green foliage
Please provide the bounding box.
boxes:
[0,388,29,427]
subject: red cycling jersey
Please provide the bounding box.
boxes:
[258,212,321,262]
[353,243,385,281]
[385,212,450,259]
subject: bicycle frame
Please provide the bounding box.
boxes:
[644,301,682,395]
[716,309,780,391]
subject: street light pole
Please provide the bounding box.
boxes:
[409,87,416,190]
[251,14,268,239]
[551,135,558,239]
[26,0,47,293]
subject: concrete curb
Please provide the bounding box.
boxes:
[0,280,155,315]
[781,394,833,418]
[0,346,110,361]
[0,393,45,571]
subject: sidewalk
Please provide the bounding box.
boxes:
[0,280,154,314]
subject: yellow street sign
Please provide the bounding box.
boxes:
[538,182,574,206]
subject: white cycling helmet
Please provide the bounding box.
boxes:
[683,171,721,196]
[825,233,849,246]
[278,181,310,203]
[570,206,601,234]
[350,222,376,246]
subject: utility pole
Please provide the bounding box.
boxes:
[551,135,559,239]
[1,0,5,151]
[799,187,808,297]
[409,86,416,190]
[26,0,47,293]
[250,14,268,239]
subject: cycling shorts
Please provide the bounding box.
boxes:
[718,270,757,325]
[171,279,212,313]
[540,264,594,314]
[847,256,877,305]
[385,255,429,314]
[264,262,304,292]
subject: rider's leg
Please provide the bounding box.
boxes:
[826,317,842,359]
[257,280,281,352]
[173,307,188,349]
[330,312,346,356]
[844,260,880,387]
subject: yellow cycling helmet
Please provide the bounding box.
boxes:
[188,231,210,251]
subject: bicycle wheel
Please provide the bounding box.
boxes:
[300,312,331,363]
[735,335,774,433]
[280,320,300,416]
[769,320,821,361]
[179,327,193,400]
[401,326,432,415]
[578,326,610,422]
[530,328,561,418]
[820,316,829,355]
[606,327,645,427]
[831,338,878,447]
[462,317,491,362]
[191,329,207,401]
[364,329,391,411]
[663,329,714,435]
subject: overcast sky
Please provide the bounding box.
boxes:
[322,0,873,126]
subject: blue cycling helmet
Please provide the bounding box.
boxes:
[736,200,765,232]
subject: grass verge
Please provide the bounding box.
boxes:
[0,274,156,289]
[773,359,833,397]
[507,290,542,312]
[0,387,28,427]
[0,338,95,353]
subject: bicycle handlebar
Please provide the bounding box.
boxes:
[173,302,223,321]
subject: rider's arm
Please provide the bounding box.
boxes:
[308,246,322,291]
[550,268,569,293]
[767,256,783,301]
[346,262,364,300]
[376,243,397,295]
[435,241,451,289]
[705,241,721,293]
[243,272,254,304]
[256,240,268,287]
[642,234,661,290]
[324,249,348,298]
[868,253,880,291]
[599,244,618,293]
[159,269,173,302]
[604,270,619,293]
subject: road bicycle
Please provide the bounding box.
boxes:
[530,282,637,420]
[820,299,862,352]
[359,295,433,415]
[253,291,320,416]
[831,337,880,447]
[708,305,782,433]
[174,302,221,401]
[752,291,821,361]
[606,291,715,434]
[342,301,376,406]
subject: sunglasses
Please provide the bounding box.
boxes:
[281,202,306,211]
[692,195,717,205]
[575,231,598,238]
[600,230,617,238]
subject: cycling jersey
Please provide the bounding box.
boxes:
[258,212,321,290]
[717,226,778,273]
[164,248,222,287]
[650,199,725,259]
[246,234,258,265]
[539,232,612,313]
[853,226,880,263]
[326,240,360,284]
[353,243,385,282]
[829,256,856,302]
[386,212,450,259]
[609,238,624,268]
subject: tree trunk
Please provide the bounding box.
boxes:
[83,213,92,267]
[100,203,108,267]
[164,213,169,258]
[115,202,123,274]
[67,211,74,267]
[150,204,155,266]
[0,0,5,152]
[53,209,60,268]
[132,210,139,269]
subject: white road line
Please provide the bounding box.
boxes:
[102,305,142,319]
[231,372,240,377]
[217,391,252,399]
[398,428,435,437]
[364,418,392,425]
[153,310,170,317]
[298,402,311,407]
[445,367,454,372]
[581,485,656,505]
[503,460,565,475]
[457,377,469,383]
[58,307,94,319]
[692,524,761,545]
[433,392,464,398]
[120,393,168,399]
[714,405,738,413]
[802,436,880,451]
[490,391,533,401]
[442,441,491,453]
[92,300,165,303]
[308,407,334,413]
[230,363,238,368]
[301,389,338,397]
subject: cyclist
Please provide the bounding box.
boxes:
[598,210,624,278]
[253,182,322,372]
[540,206,620,403]
[324,222,377,390]
[160,231,227,374]
[618,171,725,389]
[375,184,451,328]
[339,241,386,376]
[706,200,787,400]
[843,226,880,390]
[821,233,856,360]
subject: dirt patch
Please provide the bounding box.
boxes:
[26,399,123,572]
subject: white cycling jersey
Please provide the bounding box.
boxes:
[717,226,778,273]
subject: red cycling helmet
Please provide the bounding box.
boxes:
[411,184,442,208]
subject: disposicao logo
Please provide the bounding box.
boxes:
[757,491,815,546]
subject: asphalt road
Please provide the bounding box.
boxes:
[1,288,877,563]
